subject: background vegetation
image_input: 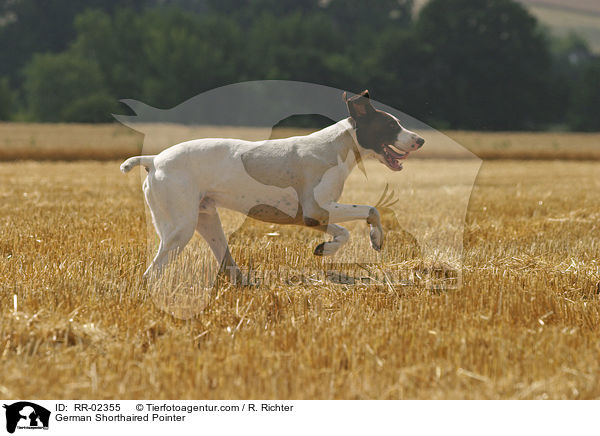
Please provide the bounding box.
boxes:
[0,0,599,130]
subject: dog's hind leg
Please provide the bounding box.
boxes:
[142,176,199,280]
[312,224,350,256]
[195,200,243,284]
[143,217,197,280]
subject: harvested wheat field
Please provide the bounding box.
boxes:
[1,131,600,399]
[2,122,600,161]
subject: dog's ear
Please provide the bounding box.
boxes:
[344,90,374,120]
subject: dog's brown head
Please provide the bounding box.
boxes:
[344,90,424,171]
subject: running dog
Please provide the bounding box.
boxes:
[121,90,424,282]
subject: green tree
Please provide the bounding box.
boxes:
[206,0,320,25]
[138,8,243,108]
[0,77,15,120]
[545,33,594,128]
[568,58,600,131]
[70,8,146,100]
[414,0,552,130]
[243,12,355,88]
[361,29,433,121]
[7,0,583,128]
[0,0,150,84]
[23,52,116,122]
[325,0,413,32]
[70,7,244,109]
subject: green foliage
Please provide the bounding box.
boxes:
[415,0,552,130]
[206,0,321,22]
[0,0,151,85]
[68,7,244,108]
[568,59,600,131]
[60,93,119,123]
[23,52,111,122]
[0,77,15,120]
[361,28,433,119]
[139,8,243,107]
[243,12,348,85]
[324,0,413,31]
[545,33,594,127]
[7,0,600,130]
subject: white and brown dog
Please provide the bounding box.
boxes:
[121,90,424,281]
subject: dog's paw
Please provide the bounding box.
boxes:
[314,242,340,256]
[369,226,383,251]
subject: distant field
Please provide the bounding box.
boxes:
[414,0,600,53]
[528,4,600,53]
[0,123,599,161]
[0,123,142,161]
[523,0,600,15]
[415,0,600,13]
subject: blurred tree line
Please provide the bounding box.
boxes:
[0,0,598,130]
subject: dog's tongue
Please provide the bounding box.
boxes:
[382,145,409,170]
[384,144,409,160]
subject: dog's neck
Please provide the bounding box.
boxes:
[310,118,367,173]
[337,117,359,145]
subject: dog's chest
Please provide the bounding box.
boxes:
[311,149,356,204]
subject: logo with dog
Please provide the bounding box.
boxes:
[115,80,481,318]
[3,402,50,433]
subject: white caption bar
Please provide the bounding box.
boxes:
[0,400,596,435]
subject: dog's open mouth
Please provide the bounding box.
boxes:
[382,144,409,170]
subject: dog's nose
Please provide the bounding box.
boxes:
[416,137,425,148]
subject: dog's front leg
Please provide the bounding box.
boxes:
[312,224,350,256]
[319,203,383,252]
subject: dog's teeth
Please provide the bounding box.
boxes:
[388,145,409,157]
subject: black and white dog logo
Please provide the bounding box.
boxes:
[3,402,50,434]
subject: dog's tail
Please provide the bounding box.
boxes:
[120,155,155,174]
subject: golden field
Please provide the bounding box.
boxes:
[1,124,600,399]
[1,122,600,161]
